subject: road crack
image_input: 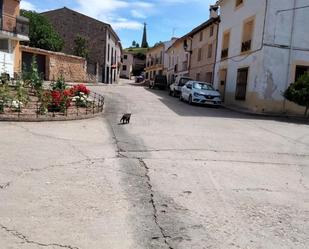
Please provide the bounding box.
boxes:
[138,158,174,249]
[0,224,80,249]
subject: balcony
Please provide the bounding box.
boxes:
[221,48,228,59]
[241,40,251,53]
[0,14,29,40]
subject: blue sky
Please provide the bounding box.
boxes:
[21,0,215,48]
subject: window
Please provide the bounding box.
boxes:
[124,55,128,60]
[221,31,230,59]
[198,48,203,61]
[207,43,213,59]
[210,26,214,37]
[235,0,243,8]
[0,39,9,52]
[241,18,254,52]
[295,65,309,81]
[122,65,127,71]
[235,67,249,100]
[199,31,203,42]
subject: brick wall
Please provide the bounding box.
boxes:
[21,46,89,82]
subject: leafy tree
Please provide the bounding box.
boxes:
[135,43,140,48]
[73,34,88,58]
[284,73,309,117]
[20,10,64,52]
[132,40,137,47]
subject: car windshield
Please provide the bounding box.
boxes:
[179,78,192,86]
[193,83,215,91]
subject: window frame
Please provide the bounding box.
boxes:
[240,16,255,54]
[235,67,249,101]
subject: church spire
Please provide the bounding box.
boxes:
[141,23,148,48]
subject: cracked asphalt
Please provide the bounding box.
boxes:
[1,81,309,249]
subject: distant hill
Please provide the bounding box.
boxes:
[124,47,148,54]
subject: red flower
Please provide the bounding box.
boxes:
[71,84,90,95]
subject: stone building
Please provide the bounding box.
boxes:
[42,7,122,84]
[20,45,88,82]
[214,0,309,115]
[120,51,146,79]
[0,0,29,78]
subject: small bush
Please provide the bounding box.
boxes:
[284,73,309,117]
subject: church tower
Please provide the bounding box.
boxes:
[141,23,149,48]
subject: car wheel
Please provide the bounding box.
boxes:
[179,94,183,101]
[172,91,176,97]
[188,95,193,105]
[169,90,172,96]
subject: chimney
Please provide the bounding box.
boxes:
[209,5,219,19]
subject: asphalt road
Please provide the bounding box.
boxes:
[0,82,308,249]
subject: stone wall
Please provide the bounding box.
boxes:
[20,46,89,82]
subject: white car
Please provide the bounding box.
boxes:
[169,77,193,97]
[180,81,222,106]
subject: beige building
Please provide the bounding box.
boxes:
[166,36,191,84]
[189,17,220,84]
[145,43,164,81]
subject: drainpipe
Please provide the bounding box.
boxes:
[283,0,297,112]
[212,19,220,86]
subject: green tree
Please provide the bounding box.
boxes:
[284,73,309,117]
[132,40,136,47]
[135,43,140,48]
[20,10,64,52]
[73,35,88,58]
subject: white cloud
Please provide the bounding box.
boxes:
[111,18,144,30]
[20,0,37,11]
[131,10,146,19]
[75,0,150,30]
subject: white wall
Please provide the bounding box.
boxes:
[0,40,14,77]
[214,0,309,114]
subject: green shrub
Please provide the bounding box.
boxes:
[284,73,309,117]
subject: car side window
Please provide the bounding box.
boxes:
[187,84,192,89]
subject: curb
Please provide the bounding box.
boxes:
[222,104,309,123]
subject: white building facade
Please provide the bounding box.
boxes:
[120,52,133,79]
[214,0,309,115]
[105,27,122,84]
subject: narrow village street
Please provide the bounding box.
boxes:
[1,81,309,249]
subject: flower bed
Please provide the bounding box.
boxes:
[0,62,104,122]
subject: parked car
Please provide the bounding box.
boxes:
[169,76,193,97]
[149,75,168,90]
[180,81,222,106]
[135,75,144,83]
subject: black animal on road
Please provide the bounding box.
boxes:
[120,113,131,124]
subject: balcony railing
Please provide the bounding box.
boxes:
[241,40,251,53]
[0,14,29,36]
[221,48,228,59]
